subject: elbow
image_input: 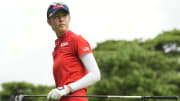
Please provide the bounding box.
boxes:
[89,71,101,84]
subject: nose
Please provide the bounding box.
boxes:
[59,16,65,22]
[59,16,64,22]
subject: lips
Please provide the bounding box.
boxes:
[59,24,65,26]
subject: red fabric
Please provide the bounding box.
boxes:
[52,30,92,101]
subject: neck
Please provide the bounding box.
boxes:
[56,30,68,38]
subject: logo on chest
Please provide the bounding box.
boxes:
[61,42,69,47]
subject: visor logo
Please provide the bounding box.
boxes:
[49,13,53,17]
[53,5,64,9]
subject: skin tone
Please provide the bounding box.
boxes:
[47,10,72,92]
[48,10,71,38]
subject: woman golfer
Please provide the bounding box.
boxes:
[47,2,101,101]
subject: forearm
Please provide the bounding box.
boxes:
[68,53,101,92]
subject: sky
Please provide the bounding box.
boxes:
[0,0,180,90]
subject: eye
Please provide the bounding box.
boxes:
[52,15,59,19]
[62,14,66,17]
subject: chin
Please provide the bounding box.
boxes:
[59,28,68,32]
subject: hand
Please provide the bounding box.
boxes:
[47,85,70,101]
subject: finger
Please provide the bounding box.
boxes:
[48,90,54,99]
[51,91,55,98]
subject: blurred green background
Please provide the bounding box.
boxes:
[1,29,180,101]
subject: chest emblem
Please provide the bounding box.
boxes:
[61,42,69,47]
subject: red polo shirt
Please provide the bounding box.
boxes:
[52,30,92,101]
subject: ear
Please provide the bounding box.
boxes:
[47,19,52,26]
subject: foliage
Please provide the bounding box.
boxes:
[88,29,180,101]
[1,29,180,101]
[141,29,180,51]
[0,81,54,101]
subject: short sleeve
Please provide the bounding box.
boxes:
[74,35,92,57]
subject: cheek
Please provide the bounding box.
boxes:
[51,19,59,25]
[65,18,70,26]
[51,22,59,28]
[50,23,58,30]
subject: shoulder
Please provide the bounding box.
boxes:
[68,30,84,41]
[68,30,78,38]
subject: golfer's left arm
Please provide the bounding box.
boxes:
[47,53,100,100]
[68,52,101,92]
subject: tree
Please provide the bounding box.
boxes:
[88,30,180,101]
[0,81,54,101]
[1,29,180,101]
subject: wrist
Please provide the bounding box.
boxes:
[66,85,72,93]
